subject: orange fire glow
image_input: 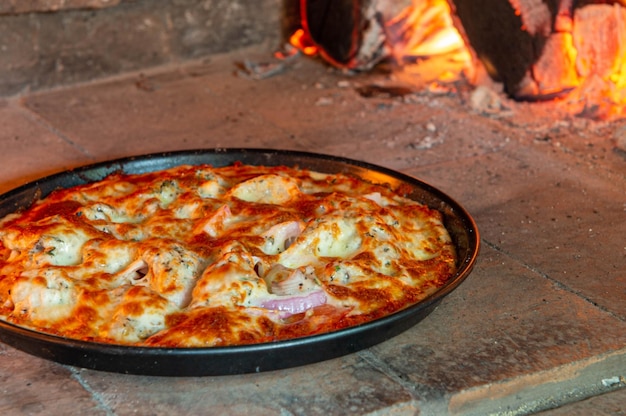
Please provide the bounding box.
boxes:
[290,0,473,82]
[385,0,467,60]
[384,0,474,85]
[564,3,626,119]
[515,3,626,119]
[289,28,318,57]
[291,1,626,119]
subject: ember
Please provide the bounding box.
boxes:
[293,0,626,120]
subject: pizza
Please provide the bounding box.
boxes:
[0,162,457,347]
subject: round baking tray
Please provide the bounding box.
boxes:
[0,148,479,376]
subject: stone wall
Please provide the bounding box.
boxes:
[0,0,121,14]
[0,0,284,96]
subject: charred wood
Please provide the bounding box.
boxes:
[451,0,626,100]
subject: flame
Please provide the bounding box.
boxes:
[291,0,470,74]
[289,28,318,57]
[385,0,466,60]
[291,0,626,120]
[384,0,474,84]
[561,3,626,119]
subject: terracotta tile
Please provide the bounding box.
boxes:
[18,50,515,175]
[367,246,626,414]
[408,142,626,321]
[176,54,515,170]
[0,103,88,193]
[21,55,296,163]
[74,354,416,415]
[0,343,105,415]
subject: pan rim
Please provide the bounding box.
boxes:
[0,148,480,375]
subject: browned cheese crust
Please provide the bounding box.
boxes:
[0,163,456,347]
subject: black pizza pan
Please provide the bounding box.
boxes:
[0,148,479,376]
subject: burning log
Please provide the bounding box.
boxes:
[299,0,466,70]
[451,0,626,117]
[300,0,387,69]
[448,0,555,98]
[572,4,626,118]
[296,0,626,118]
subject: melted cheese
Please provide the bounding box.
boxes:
[277,214,362,269]
[0,163,457,346]
[190,245,268,309]
[138,242,206,308]
[11,268,78,323]
[227,174,300,204]
[103,286,177,343]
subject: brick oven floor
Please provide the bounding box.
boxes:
[1,46,626,415]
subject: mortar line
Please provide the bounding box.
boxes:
[481,238,626,323]
[357,349,448,415]
[9,98,95,158]
[67,366,117,416]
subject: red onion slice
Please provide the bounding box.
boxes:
[259,290,327,317]
[261,220,304,254]
[117,259,149,283]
